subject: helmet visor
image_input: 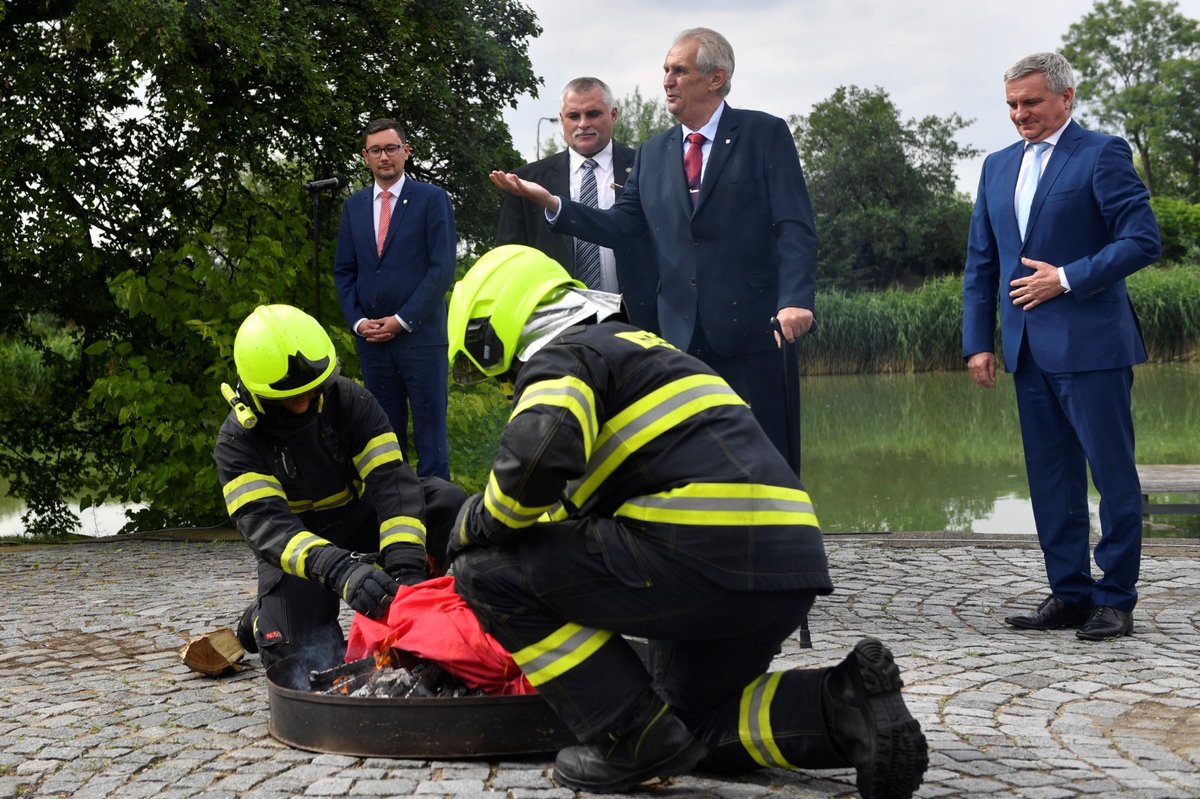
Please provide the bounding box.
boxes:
[451,351,490,385]
[452,317,504,385]
[270,353,334,393]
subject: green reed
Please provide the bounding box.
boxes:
[440,264,1199,488]
[801,264,1200,375]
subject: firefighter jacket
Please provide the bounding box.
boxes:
[459,322,832,593]
[214,376,428,581]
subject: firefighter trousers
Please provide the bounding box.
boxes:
[452,516,846,770]
[240,476,466,670]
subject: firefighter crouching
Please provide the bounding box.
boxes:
[444,246,928,798]
[214,304,466,669]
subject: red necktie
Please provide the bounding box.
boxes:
[684,133,704,207]
[377,190,392,256]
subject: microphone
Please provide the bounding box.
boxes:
[304,174,349,192]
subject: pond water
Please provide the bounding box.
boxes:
[800,362,1200,536]
[2,363,1197,538]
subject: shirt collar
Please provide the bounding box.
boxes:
[682,101,725,142]
[374,176,406,199]
[1026,117,1072,151]
[569,140,614,172]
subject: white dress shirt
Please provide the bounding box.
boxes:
[1014,118,1073,292]
[354,176,411,334]
[568,142,619,293]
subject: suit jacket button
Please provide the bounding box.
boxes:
[690,278,697,286]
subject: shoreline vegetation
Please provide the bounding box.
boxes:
[3,264,1198,534]
[443,263,1200,495]
[800,263,1200,375]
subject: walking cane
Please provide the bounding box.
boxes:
[770,317,811,649]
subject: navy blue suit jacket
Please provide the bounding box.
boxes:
[552,105,817,356]
[962,120,1160,372]
[334,178,457,347]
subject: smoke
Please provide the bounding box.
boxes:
[268,629,347,690]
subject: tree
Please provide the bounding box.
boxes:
[1061,0,1200,195]
[613,86,675,147]
[792,86,979,292]
[0,0,540,536]
[1151,57,1200,200]
[531,87,672,163]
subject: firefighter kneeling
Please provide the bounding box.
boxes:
[214,305,465,668]
[444,246,928,798]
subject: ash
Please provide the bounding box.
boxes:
[309,649,487,699]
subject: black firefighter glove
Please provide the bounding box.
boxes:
[309,546,399,620]
[445,492,491,566]
[380,544,429,587]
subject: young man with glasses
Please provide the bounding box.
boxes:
[333,118,457,481]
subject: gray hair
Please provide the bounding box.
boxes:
[560,77,614,107]
[674,27,734,97]
[1004,52,1076,95]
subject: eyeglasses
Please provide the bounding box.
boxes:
[365,143,406,158]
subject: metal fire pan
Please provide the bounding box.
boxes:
[265,652,576,759]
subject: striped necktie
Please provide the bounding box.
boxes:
[574,158,602,289]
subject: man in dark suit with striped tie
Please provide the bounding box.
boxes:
[495,77,658,332]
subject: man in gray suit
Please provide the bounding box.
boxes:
[495,77,658,332]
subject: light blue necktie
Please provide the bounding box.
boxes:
[1017,141,1049,240]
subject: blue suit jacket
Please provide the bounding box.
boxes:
[334,178,457,347]
[962,120,1160,373]
[552,105,817,356]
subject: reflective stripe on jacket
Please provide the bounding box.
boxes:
[467,322,831,593]
[214,376,427,577]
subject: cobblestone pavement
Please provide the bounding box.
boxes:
[1,532,1198,799]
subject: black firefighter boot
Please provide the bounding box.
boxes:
[553,700,708,793]
[235,601,259,654]
[822,638,928,799]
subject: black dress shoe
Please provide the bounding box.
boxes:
[1076,606,1133,641]
[1004,596,1091,630]
[822,638,928,799]
[553,704,707,793]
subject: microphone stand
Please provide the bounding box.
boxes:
[305,175,346,319]
[309,189,322,318]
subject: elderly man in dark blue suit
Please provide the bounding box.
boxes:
[962,53,1161,642]
[490,28,816,464]
[334,118,457,480]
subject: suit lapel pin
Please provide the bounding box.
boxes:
[725,139,731,144]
